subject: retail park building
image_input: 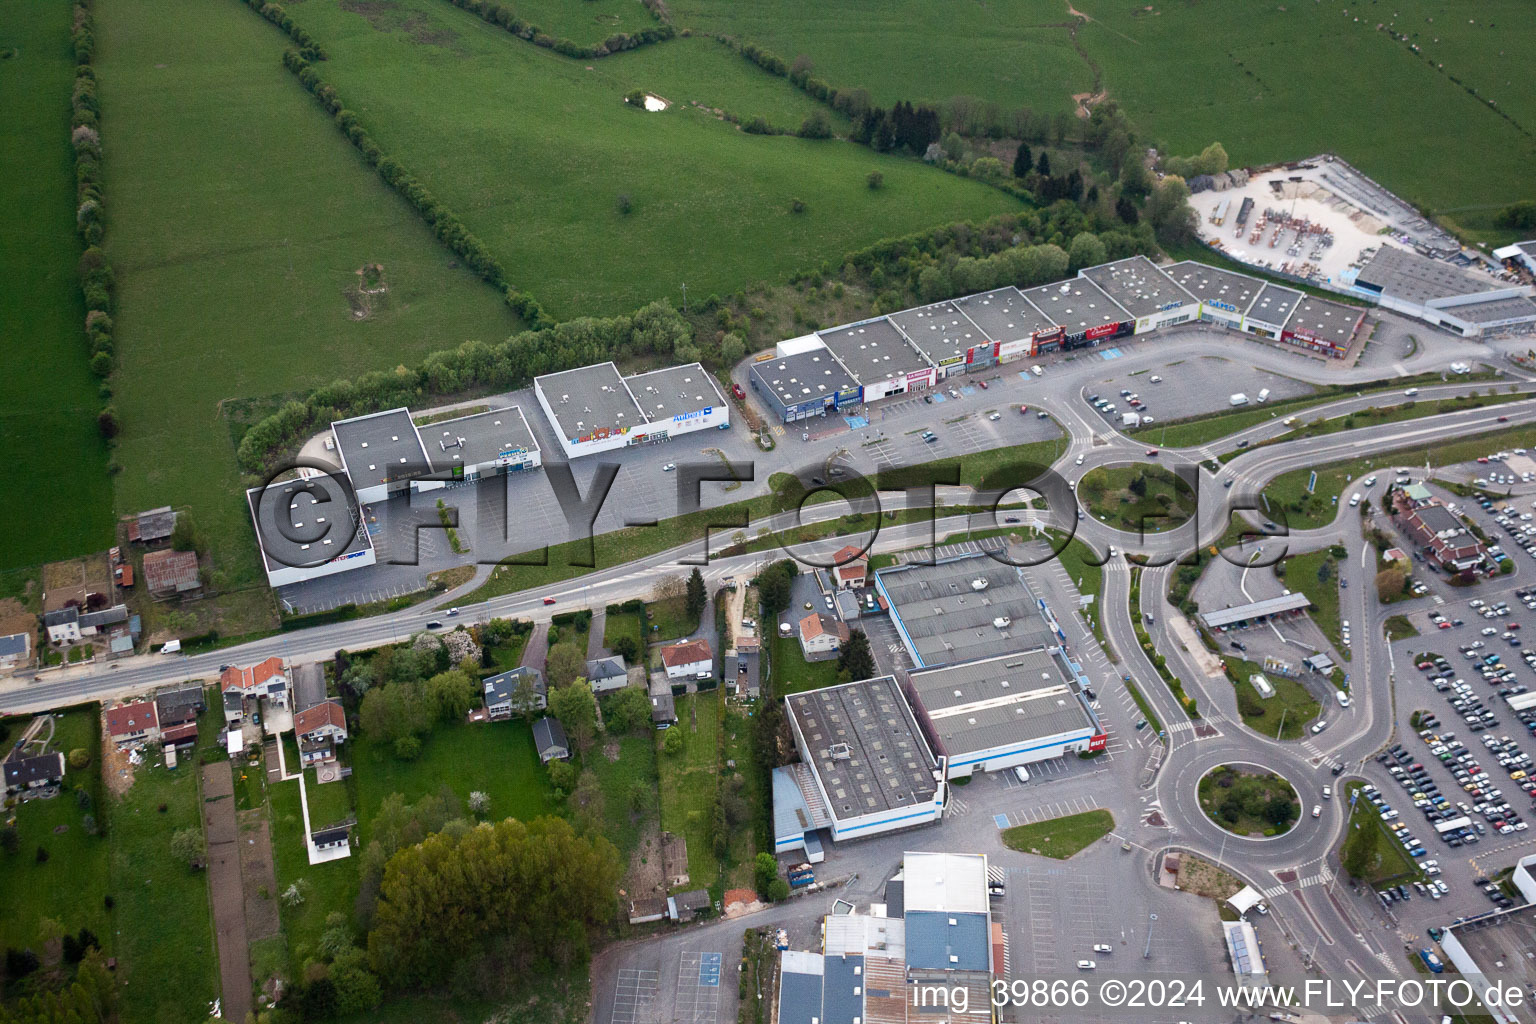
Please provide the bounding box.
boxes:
[748,255,1367,423]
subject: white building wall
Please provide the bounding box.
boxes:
[942,727,1098,779]
[664,657,712,679]
[264,546,378,589]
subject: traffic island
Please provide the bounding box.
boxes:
[1197,763,1301,838]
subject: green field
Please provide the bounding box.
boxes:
[268,774,359,967]
[1281,549,1345,655]
[675,0,1535,236]
[279,0,1017,319]
[1340,781,1421,886]
[494,0,660,45]
[1001,809,1115,860]
[0,710,109,953]
[588,732,659,859]
[111,754,221,1023]
[351,717,558,829]
[1079,464,1195,533]
[770,632,841,695]
[1225,655,1321,740]
[0,0,114,567]
[658,693,722,888]
[95,0,517,596]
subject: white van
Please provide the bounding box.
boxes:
[1229,393,1249,407]
[1348,493,1361,507]
[1336,690,1351,708]
[1013,765,1030,784]
[161,639,182,654]
[1256,388,1271,403]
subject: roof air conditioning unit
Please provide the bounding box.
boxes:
[971,578,989,591]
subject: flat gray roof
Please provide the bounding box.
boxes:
[1449,296,1536,325]
[952,286,1057,342]
[534,362,643,440]
[906,648,1098,757]
[1199,592,1312,629]
[331,408,431,489]
[624,362,725,421]
[787,676,940,821]
[1284,296,1362,346]
[246,473,371,573]
[1019,276,1130,332]
[1357,245,1501,304]
[1078,256,1196,318]
[750,348,858,407]
[888,301,988,364]
[906,910,990,972]
[1448,906,1536,990]
[877,553,1056,668]
[1165,260,1262,316]
[817,318,930,383]
[420,406,539,473]
[1246,283,1304,327]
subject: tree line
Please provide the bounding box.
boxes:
[236,294,693,474]
[68,1,120,444]
[240,0,328,61]
[442,0,675,59]
[279,50,550,328]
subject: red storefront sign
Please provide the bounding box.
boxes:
[1088,733,1108,753]
[1085,322,1118,341]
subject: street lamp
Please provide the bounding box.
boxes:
[1143,912,1157,958]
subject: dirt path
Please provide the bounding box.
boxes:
[200,762,252,1023]
[238,808,281,945]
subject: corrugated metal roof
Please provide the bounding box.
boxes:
[904,911,990,971]
[906,649,1098,756]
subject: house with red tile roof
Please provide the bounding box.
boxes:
[294,699,348,766]
[832,544,868,589]
[798,612,849,660]
[106,699,160,747]
[660,639,713,680]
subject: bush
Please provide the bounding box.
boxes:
[866,170,883,190]
[68,747,91,769]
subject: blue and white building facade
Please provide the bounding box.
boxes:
[776,676,945,852]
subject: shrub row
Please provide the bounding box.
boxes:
[443,0,675,59]
[281,603,360,631]
[70,3,116,387]
[279,50,549,328]
[241,0,327,60]
[237,294,696,473]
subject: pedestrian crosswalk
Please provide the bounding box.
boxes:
[1262,868,1333,898]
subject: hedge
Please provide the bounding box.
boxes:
[442,0,675,59]
[70,2,116,395]
[241,0,327,60]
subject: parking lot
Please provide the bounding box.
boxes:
[1074,353,1316,440]
[605,945,736,1024]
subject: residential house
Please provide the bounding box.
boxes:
[482,666,545,720]
[532,716,570,763]
[0,632,30,670]
[586,656,629,694]
[128,506,177,544]
[106,699,160,747]
[155,685,206,748]
[142,549,202,599]
[3,752,65,795]
[831,544,868,590]
[80,604,128,635]
[311,826,350,852]
[43,607,81,645]
[798,612,849,660]
[667,889,712,923]
[660,639,713,681]
[221,657,290,708]
[223,689,245,727]
[294,700,348,766]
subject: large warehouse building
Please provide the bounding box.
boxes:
[749,254,1376,424]
[874,553,1062,669]
[1078,255,1198,335]
[246,472,377,588]
[1342,245,1536,338]
[774,676,945,854]
[905,648,1106,778]
[533,360,727,459]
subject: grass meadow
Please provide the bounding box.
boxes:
[95,0,518,593]
[0,0,115,568]
[278,0,1019,318]
[675,0,1534,235]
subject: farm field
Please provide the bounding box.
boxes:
[278,0,1019,318]
[94,0,518,596]
[0,0,115,568]
[675,0,1534,235]
[499,0,660,46]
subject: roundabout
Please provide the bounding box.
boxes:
[1197,762,1303,840]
